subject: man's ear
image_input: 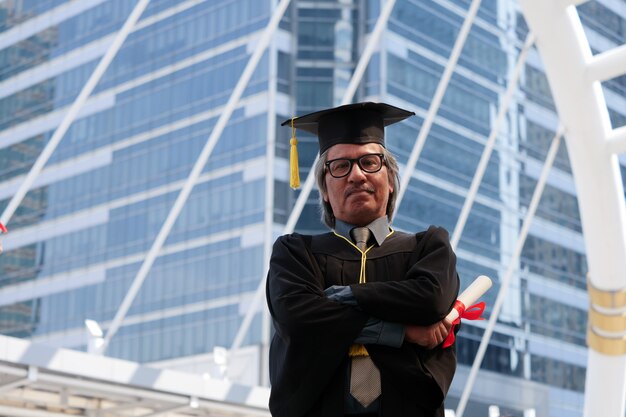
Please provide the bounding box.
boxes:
[322,191,329,202]
[386,168,394,196]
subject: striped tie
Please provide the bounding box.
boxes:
[349,227,381,407]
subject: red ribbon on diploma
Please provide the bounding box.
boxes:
[443,300,486,348]
[0,222,6,234]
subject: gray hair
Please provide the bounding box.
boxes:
[314,146,400,229]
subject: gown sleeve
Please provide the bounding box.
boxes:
[266,233,368,417]
[349,227,460,412]
[267,233,369,338]
[350,226,460,326]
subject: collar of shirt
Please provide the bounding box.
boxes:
[334,216,391,247]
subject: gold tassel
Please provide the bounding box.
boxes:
[349,344,369,357]
[289,117,300,189]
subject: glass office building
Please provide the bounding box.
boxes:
[0,1,624,416]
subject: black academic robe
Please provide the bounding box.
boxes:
[266,226,460,417]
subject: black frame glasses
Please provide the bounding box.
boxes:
[325,153,385,178]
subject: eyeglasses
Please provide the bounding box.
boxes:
[325,153,385,178]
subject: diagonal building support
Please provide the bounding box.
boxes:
[455,128,564,417]
[392,0,482,215]
[0,0,151,227]
[230,0,398,354]
[450,32,535,248]
[100,0,294,354]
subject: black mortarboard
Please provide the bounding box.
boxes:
[282,102,415,189]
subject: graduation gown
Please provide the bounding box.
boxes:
[266,226,460,417]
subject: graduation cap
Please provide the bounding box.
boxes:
[282,102,414,189]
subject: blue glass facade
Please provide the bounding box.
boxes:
[1,0,625,415]
[0,0,272,364]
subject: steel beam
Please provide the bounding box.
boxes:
[519,2,626,416]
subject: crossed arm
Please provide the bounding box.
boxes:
[267,227,459,350]
[325,285,453,349]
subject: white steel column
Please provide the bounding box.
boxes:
[101,0,294,354]
[260,0,280,386]
[607,126,626,154]
[519,2,626,417]
[0,0,151,227]
[393,0,482,215]
[230,0,397,353]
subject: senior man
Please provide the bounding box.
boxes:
[266,102,460,417]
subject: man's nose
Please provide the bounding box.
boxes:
[347,162,367,182]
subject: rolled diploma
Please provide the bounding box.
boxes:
[445,275,492,322]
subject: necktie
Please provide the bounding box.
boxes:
[349,227,381,407]
[350,227,371,251]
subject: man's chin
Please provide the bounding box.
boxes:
[346,193,375,206]
[346,190,373,198]
[341,206,379,225]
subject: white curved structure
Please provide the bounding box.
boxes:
[519,2,626,417]
[0,334,270,417]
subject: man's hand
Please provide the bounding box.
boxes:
[404,319,453,349]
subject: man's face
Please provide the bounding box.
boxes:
[323,143,393,226]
